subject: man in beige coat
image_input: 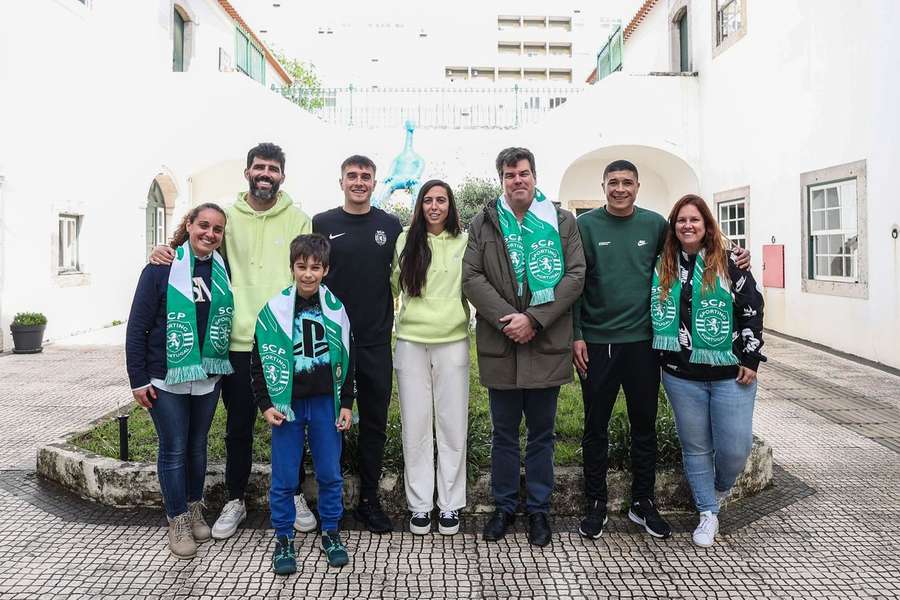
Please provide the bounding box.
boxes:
[463,147,585,547]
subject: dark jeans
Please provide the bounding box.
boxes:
[581,340,660,505]
[488,386,560,514]
[221,351,256,501]
[148,383,220,518]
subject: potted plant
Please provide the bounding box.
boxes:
[10,312,48,354]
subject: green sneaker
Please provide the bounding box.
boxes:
[272,535,297,575]
[321,530,349,567]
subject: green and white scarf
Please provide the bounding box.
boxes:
[496,188,564,306]
[254,284,350,422]
[165,242,234,385]
[651,252,738,366]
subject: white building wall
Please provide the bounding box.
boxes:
[647,0,900,368]
[620,1,670,74]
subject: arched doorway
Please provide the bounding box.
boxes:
[145,173,178,257]
[558,145,700,218]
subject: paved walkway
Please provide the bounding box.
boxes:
[0,328,898,599]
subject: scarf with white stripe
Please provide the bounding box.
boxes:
[255,284,350,421]
[165,242,234,384]
[496,188,564,305]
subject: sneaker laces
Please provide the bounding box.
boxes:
[172,513,192,542]
[189,500,207,524]
[220,499,244,521]
[412,511,429,520]
[439,510,458,521]
[295,494,311,513]
[696,512,717,536]
[323,532,346,552]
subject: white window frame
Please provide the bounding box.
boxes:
[808,180,858,283]
[155,207,166,246]
[58,214,81,274]
[711,0,747,58]
[714,185,749,250]
[800,160,868,299]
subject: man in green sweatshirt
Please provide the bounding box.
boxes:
[150,143,312,539]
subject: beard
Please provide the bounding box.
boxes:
[250,176,280,202]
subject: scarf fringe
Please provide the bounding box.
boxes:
[274,404,296,423]
[690,348,739,366]
[652,335,681,352]
[529,287,555,306]
[164,364,209,386]
[202,357,234,376]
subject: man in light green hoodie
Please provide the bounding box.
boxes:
[150,143,312,539]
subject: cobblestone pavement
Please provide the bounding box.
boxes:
[0,330,898,599]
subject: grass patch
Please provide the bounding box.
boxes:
[73,338,681,479]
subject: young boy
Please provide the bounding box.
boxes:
[251,234,355,574]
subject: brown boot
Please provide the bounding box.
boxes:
[189,500,211,543]
[167,512,197,559]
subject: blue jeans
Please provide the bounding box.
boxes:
[662,372,756,514]
[270,394,343,536]
[488,387,559,514]
[148,384,221,518]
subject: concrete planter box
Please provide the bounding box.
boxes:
[36,437,772,515]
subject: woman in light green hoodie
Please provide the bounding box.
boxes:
[391,179,470,536]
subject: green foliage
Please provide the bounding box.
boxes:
[454,177,501,230]
[12,312,47,326]
[74,337,682,478]
[272,48,326,111]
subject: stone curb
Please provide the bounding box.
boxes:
[36,437,772,515]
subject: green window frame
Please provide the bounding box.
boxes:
[173,9,185,72]
[235,27,266,85]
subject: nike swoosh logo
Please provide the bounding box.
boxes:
[637,240,647,246]
[598,241,611,246]
[328,233,347,240]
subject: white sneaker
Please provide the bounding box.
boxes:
[293,494,318,533]
[211,499,247,540]
[692,511,719,547]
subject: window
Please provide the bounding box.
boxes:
[808,180,858,282]
[596,25,623,82]
[713,0,746,55]
[235,27,265,84]
[173,9,185,72]
[800,160,868,299]
[58,215,81,273]
[718,199,746,248]
[677,11,689,71]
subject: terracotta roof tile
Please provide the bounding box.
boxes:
[623,0,660,42]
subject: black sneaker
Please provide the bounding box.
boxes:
[355,497,393,534]
[628,498,672,539]
[482,509,515,542]
[578,499,609,539]
[438,510,460,535]
[527,512,552,547]
[409,511,431,535]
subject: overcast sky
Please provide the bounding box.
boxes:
[229,0,639,86]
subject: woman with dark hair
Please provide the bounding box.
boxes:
[126,203,233,559]
[391,179,470,536]
[651,194,765,547]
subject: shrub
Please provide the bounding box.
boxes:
[12,312,47,326]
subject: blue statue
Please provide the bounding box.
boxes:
[373,120,425,208]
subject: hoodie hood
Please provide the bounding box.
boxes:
[231,190,295,217]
